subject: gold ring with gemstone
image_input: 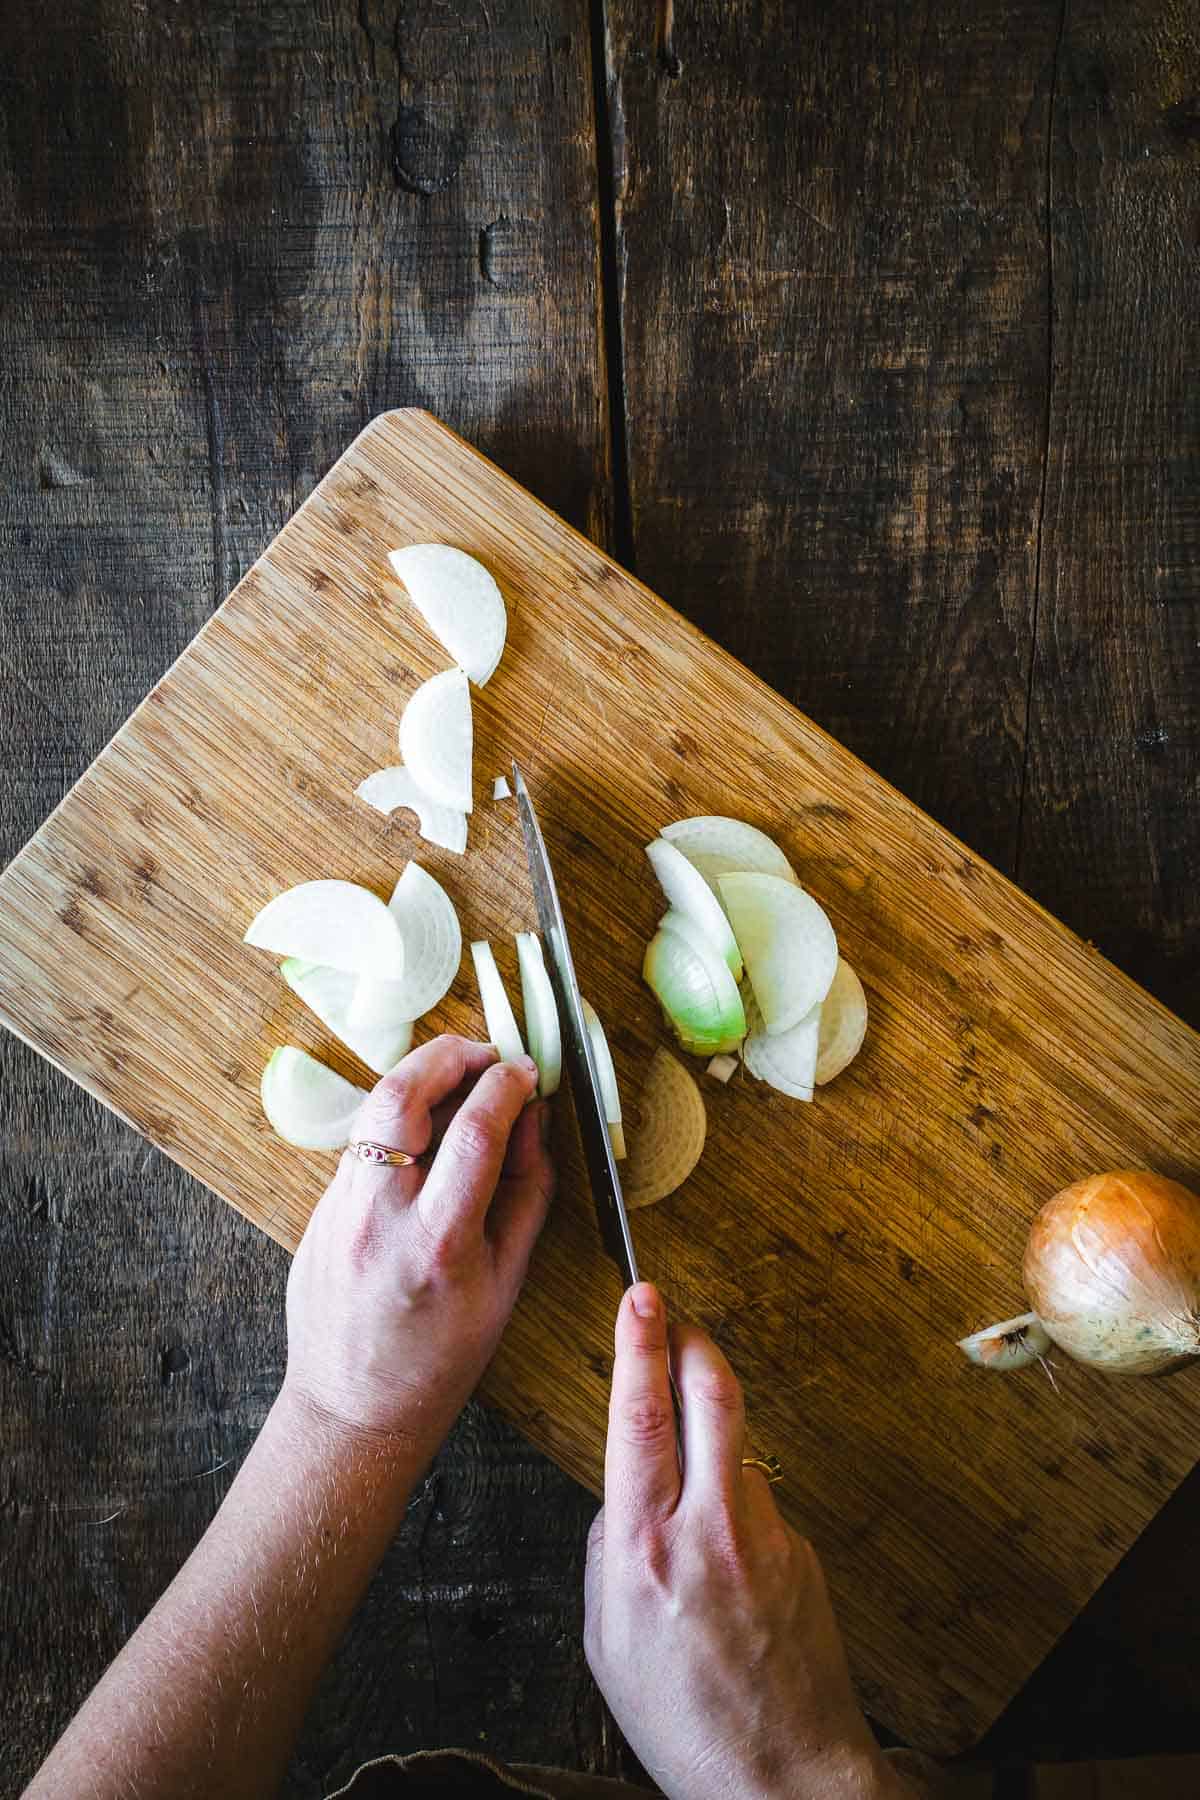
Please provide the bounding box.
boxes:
[347,1139,423,1168]
[741,1455,783,1484]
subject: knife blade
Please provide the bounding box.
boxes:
[512,763,639,1289]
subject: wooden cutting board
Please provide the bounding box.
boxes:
[2,409,1198,1755]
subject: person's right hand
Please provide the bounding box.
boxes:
[584,1284,911,1800]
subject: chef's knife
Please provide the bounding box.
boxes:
[512,763,639,1289]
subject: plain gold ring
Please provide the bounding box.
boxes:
[347,1139,422,1168]
[742,1455,783,1485]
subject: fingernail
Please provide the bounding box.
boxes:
[517,1055,539,1079]
[631,1283,660,1319]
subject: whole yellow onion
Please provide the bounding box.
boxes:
[1023,1171,1200,1375]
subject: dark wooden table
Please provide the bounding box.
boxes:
[3,2,1199,1790]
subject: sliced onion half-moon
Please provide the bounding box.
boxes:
[470,939,525,1064]
[742,992,818,1101]
[259,1046,367,1150]
[645,838,743,978]
[281,961,414,1077]
[355,765,468,856]
[815,958,868,1085]
[398,667,473,814]
[717,872,837,1036]
[661,815,795,896]
[347,862,462,1029]
[643,915,746,1055]
[244,879,406,980]
[624,1049,707,1211]
[388,544,507,687]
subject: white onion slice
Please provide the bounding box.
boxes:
[260,1046,367,1150]
[815,959,868,1085]
[742,992,818,1101]
[661,815,795,896]
[717,872,837,1036]
[706,1053,738,1084]
[644,918,746,1055]
[281,961,413,1076]
[581,999,622,1124]
[388,544,507,687]
[244,880,406,980]
[355,765,468,856]
[609,1121,627,1161]
[399,668,473,813]
[471,940,525,1063]
[645,838,742,979]
[493,774,512,800]
[625,1049,707,1211]
[516,932,561,1097]
[347,862,462,1028]
[958,1312,1053,1372]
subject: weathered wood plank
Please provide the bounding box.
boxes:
[0,2,616,1791]
[605,0,1056,873]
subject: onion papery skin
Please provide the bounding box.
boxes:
[1024,1171,1200,1375]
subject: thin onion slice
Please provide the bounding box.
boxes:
[471,939,525,1063]
[245,879,406,980]
[742,992,818,1101]
[356,765,468,856]
[625,1049,707,1211]
[348,862,462,1027]
[260,1046,367,1150]
[399,668,474,814]
[958,1312,1053,1372]
[718,872,837,1036]
[645,838,743,979]
[661,815,795,896]
[516,932,561,1097]
[281,960,414,1077]
[388,544,507,687]
[609,1121,627,1161]
[815,959,868,1085]
[581,999,622,1125]
[706,1053,738,1084]
[644,917,746,1055]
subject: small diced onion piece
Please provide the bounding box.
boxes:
[957,1312,1053,1372]
[706,1053,738,1084]
[493,774,513,800]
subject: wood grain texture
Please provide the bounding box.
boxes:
[2,409,1200,1755]
[0,4,621,1791]
[604,0,1200,1758]
[604,0,1056,874]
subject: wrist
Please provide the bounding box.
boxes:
[267,1380,433,1499]
[756,1739,901,1800]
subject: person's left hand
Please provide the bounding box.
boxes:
[282,1035,555,1459]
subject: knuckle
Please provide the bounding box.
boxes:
[368,1073,416,1134]
[449,1109,505,1165]
[619,1393,674,1447]
[692,1368,743,1414]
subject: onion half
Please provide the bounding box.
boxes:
[625,1048,707,1211]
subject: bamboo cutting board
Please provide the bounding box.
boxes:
[2,410,1199,1755]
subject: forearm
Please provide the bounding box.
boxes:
[26,1387,428,1800]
